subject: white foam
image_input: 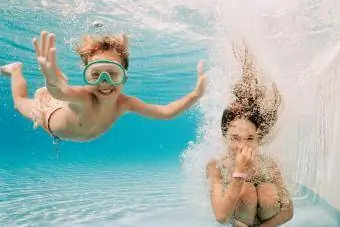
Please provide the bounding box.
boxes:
[181,0,340,205]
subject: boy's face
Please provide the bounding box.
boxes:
[86,51,125,98]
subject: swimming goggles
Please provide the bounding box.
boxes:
[83,59,127,86]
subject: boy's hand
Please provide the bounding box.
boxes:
[193,60,207,97]
[33,31,67,87]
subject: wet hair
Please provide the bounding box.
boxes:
[221,44,282,143]
[75,34,129,70]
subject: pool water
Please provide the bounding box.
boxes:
[1,164,339,226]
[1,0,340,226]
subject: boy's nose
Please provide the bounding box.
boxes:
[100,79,111,85]
[99,80,111,88]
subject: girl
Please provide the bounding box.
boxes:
[206,45,293,227]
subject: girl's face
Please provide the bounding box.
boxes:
[225,118,259,155]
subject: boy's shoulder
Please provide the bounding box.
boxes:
[117,93,134,110]
[118,93,140,104]
[118,93,130,103]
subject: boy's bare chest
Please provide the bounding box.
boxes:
[65,104,122,138]
[82,105,120,127]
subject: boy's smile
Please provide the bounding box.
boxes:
[97,86,116,96]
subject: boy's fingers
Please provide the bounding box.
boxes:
[40,31,48,57]
[197,60,204,76]
[45,33,55,58]
[48,48,57,71]
[37,57,49,77]
[33,38,41,57]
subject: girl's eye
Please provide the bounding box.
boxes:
[231,136,240,141]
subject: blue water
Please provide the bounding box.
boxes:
[1,1,340,226]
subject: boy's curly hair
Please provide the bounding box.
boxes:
[75,34,129,70]
[221,44,282,143]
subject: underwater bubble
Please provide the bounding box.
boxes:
[93,21,104,28]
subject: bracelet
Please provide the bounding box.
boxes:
[232,172,247,180]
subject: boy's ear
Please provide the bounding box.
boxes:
[124,75,129,84]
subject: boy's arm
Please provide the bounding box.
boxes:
[46,83,91,104]
[33,31,91,105]
[125,60,206,119]
[125,91,200,119]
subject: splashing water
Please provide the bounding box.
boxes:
[181,0,340,209]
[1,0,340,226]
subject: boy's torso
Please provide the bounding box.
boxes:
[48,93,128,141]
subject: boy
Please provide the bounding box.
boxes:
[0,31,206,142]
